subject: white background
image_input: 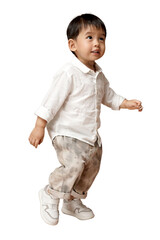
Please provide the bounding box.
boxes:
[0,0,160,239]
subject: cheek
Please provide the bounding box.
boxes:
[80,43,91,54]
[101,45,105,54]
[82,42,90,49]
[78,42,88,50]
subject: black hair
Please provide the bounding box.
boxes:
[66,13,107,40]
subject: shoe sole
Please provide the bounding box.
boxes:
[38,190,58,225]
[61,208,94,220]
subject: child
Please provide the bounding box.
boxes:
[29,13,143,225]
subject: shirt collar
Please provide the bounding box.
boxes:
[70,55,102,74]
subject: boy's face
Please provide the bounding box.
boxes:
[68,25,106,70]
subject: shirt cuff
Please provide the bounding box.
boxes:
[35,106,53,123]
[112,96,125,110]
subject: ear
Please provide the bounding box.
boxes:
[68,39,77,52]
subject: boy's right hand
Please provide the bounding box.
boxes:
[29,126,45,148]
[29,116,47,148]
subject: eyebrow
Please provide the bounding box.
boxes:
[84,31,106,37]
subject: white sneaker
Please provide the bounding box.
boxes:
[38,187,60,225]
[61,199,94,220]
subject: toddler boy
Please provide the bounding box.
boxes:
[29,13,143,225]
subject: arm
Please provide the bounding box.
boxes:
[102,76,143,111]
[102,77,125,110]
[120,99,143,112]
[35,70,72,122]
[29,116,47,148]
[29,70,72,148]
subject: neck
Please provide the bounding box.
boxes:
[85,61,96,71]
[77,57,96,71]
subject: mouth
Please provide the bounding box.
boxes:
[91,50,100,54]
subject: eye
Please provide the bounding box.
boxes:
[99,37,105,41]
[87,36,92,40]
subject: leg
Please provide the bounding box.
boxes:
[73,141,102,196]
[61,140,102,221]
[48,136,88,200]
[39,136,87,225]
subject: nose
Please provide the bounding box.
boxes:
[94,38,100,47]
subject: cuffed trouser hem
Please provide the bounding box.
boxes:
[47,186,87,200]
[71,189,87,199]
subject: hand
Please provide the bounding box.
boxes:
[29,126,45,148]
[120,99,143,112]
[29,117,47,148]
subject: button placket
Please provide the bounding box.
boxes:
[95,74,99,139]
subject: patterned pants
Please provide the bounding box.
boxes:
[47,136,102,200]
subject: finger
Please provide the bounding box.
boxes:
[39,139,43,145]
[138,102,142,109]
[28,135,32,143]
[132,103,139,109]
[31,139,36,147]
[135,102,142,109]
[138,106,143,111]
[35,140,40,148]
[133,100,141,107]
[30,137,37,147]
[29,136,34,145]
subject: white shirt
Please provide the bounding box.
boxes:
[35,56,125,146]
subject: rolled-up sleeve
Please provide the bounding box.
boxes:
[102,77,125,110]
[35,71,72,122]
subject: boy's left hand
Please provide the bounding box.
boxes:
[120,99,143,112]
